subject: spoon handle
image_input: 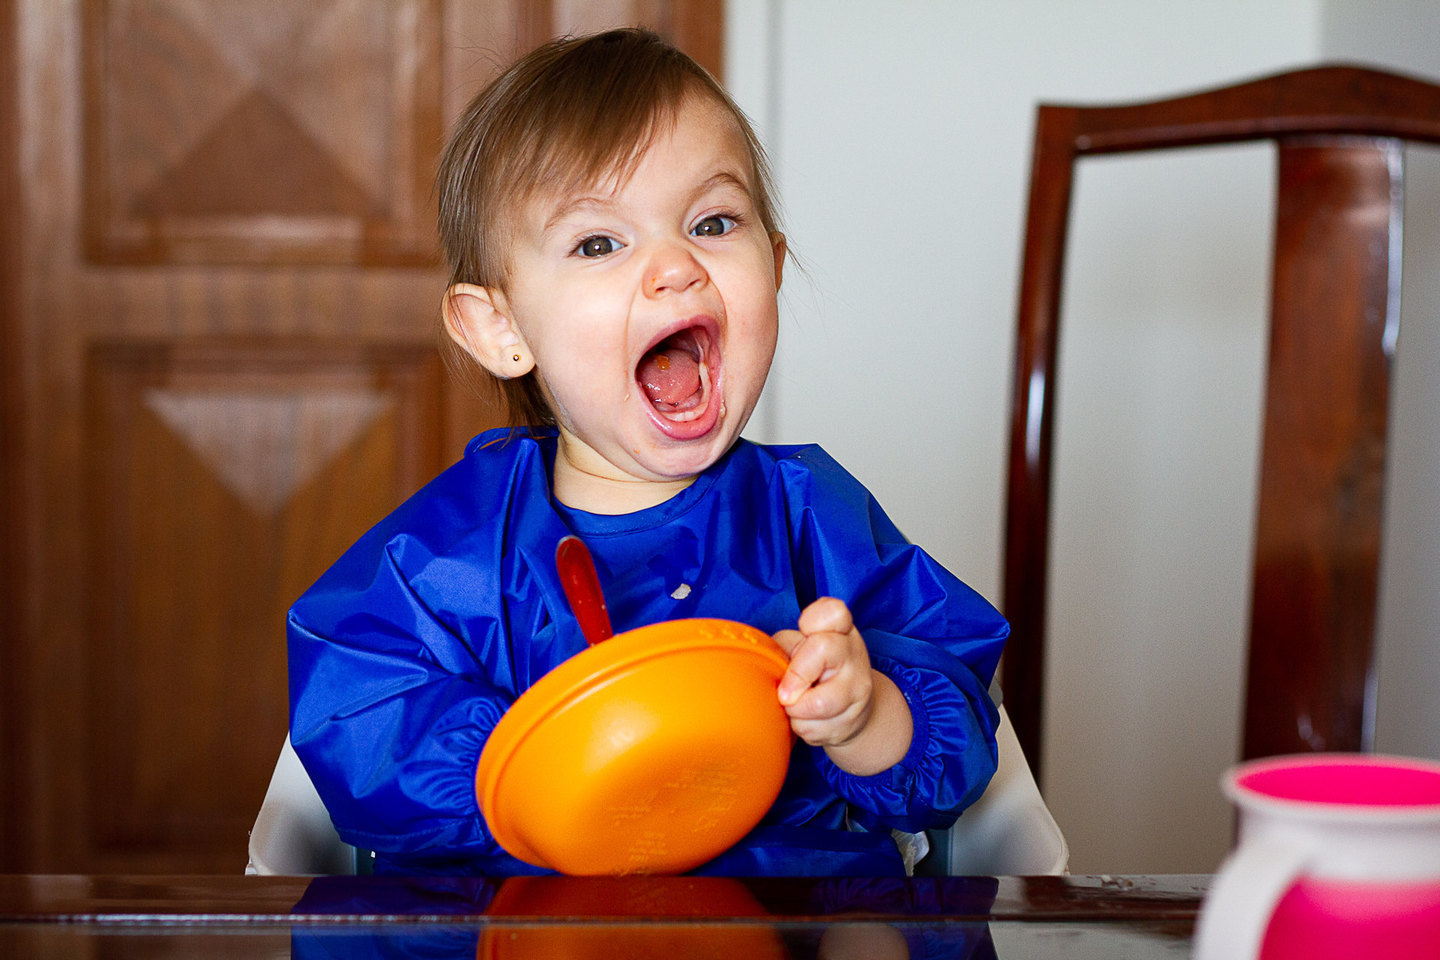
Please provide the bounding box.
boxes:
[555,535,614,645]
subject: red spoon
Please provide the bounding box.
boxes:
[555,535,614,645]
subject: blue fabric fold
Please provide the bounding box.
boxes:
[288,428,1007,875]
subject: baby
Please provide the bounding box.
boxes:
[288,27,1007,876]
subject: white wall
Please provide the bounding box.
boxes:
[729,0,1440,874]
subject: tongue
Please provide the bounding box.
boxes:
[639,348,701,407]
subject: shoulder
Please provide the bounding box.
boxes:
[734,440,877,510]
[459,425,553,475]
[729,439,859,486]
[299,427,551,594]
[716,440,897,545]
[394,427,548,538]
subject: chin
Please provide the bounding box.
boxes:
[633,426,743,482]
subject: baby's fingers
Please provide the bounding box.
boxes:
[770,627,805,658]
[782,679,844,721]
[797,597,854,637]
[786,671,874,746]
[777,645,828,707]
[771,629,810,702]
[776,626,846,706]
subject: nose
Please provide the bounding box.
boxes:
[643,243,707,299]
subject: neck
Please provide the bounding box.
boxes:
[551,447,696,515]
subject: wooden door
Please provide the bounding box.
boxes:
[2,0,722,874]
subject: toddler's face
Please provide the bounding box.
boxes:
[496,94,785,492]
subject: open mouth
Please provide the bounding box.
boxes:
[636,325,715,423]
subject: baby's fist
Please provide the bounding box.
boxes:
[772,598,874,747]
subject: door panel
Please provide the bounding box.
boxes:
[81,0,443,266]
[85,340,445,872]
[3,0,722,873]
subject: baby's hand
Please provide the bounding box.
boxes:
[772,597,914,776]
[772,598,874,749]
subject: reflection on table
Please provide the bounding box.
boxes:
[0,873,1206,959]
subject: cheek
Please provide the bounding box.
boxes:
[731,285,780,356]
[729,249,783,317]
[723,321,777,395]
[517,297,612,365]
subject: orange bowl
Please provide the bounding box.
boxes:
[475,618,792,876]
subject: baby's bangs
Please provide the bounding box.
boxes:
[510,57,694,208]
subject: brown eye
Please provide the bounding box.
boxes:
[577,236,619,258]
[692,215,735,238]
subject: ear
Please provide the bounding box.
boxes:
[443,283,535,379]
[770,231,787,290]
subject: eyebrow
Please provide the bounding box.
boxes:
[540,170,754,236]
[541,195,614,234]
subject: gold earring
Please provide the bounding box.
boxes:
[512,353,521,363]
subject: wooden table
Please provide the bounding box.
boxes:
[1,873,1208,957]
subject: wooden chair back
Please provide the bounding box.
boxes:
[1001,65,1440,783]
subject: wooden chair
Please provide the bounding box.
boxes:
[1000,64,1440,785]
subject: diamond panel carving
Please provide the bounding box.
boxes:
[146,389,391,514]
[83,0,442,265]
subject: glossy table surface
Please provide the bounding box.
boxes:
[1,873,1209,958]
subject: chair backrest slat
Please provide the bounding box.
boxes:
[1243,137,1399,761]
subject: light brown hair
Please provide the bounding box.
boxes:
[436,27,781,427]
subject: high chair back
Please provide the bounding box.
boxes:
[246,735,367,876]
[918,703,1069,875]
[1000,64,1440,783]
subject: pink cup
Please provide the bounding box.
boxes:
[1194,753,1440,960]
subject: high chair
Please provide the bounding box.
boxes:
[246,701,1068,876]
[245,734,370,876]
[916,701,1069,876]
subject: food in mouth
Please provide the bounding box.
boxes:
[637,328,710,415]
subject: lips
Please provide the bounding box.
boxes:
[635,321,722,440]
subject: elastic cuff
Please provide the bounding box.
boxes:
[819,657,932,791]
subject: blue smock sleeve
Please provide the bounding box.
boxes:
[288,535,508,856]
[777,448,1007,835]
[286,433,570,866]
